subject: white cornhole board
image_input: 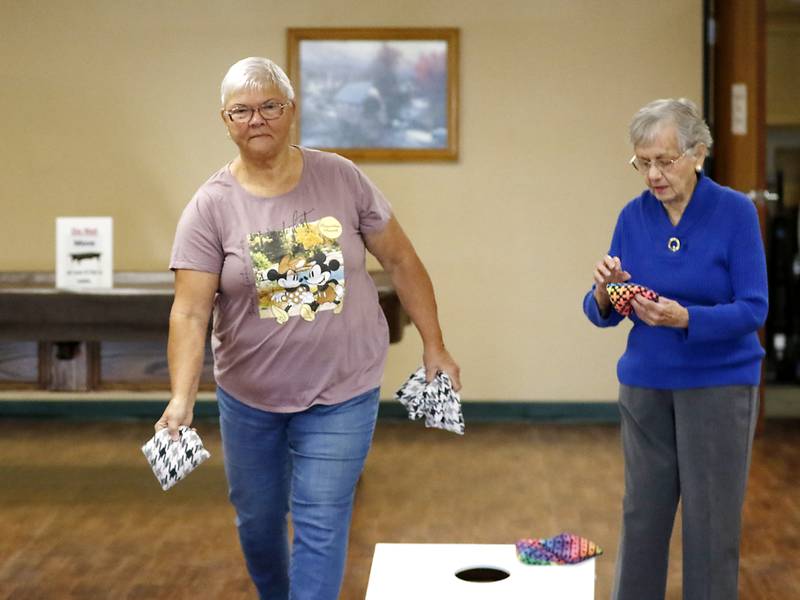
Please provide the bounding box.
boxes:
[365,543,595,600]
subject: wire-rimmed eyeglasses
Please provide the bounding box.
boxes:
[629,149,690,174]
[224,101,292,123]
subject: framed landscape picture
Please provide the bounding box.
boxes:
[287,28,459,161]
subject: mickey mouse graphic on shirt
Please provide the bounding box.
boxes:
[266,251,343,323]
[249,216,345,324]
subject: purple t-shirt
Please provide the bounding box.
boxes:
[170,147,392,412]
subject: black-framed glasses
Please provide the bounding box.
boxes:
[629,149,689,174]
[225,101,292,123]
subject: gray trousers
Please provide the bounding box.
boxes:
[612,384,758,600]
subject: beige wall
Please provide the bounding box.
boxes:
[1,1,702,402]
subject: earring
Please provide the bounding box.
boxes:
[695,165,702,173]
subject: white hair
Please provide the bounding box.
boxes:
[629,98,713,154]
[220,57,295,107]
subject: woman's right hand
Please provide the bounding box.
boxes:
[592,255,631,312]
[155,398,194,441]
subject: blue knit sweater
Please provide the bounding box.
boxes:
[583,173,768,389]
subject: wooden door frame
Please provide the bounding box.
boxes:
[704,0,768,430]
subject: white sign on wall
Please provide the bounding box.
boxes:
[731,83,748,136]
[55,217,113,289]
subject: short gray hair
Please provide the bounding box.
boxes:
[629,98,713,153]
[220,57,295,107]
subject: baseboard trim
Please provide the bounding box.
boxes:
[380,401,621,423]
[0,400,218,420]
[0,397,621,423]
[2,387,796,421]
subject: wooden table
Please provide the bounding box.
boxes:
[0,271,407,390]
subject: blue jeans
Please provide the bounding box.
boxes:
[217,386,380,600]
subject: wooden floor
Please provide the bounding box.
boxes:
[1,418,798,599]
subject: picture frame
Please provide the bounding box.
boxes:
[286,27,459,161]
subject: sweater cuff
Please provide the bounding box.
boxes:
[685,305,712,342]
[584,288,621,327]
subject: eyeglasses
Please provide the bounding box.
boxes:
[629,149,689,174]
[225,101,292,123]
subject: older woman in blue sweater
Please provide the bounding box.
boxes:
[584,98,767,600]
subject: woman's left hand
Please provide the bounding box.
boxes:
[423,345,462,391]
[631,294,689,328]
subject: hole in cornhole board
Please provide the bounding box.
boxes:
[454,567,511,582]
